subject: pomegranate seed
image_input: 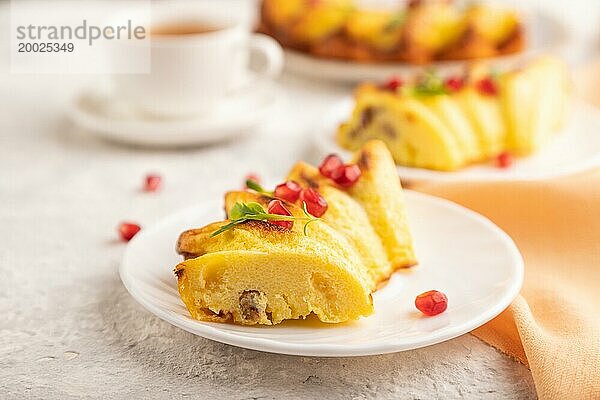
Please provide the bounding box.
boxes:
[274,180,302,203]
[319,154,344,178]
[382,76,403,91]
[143,174,161,192]
[444,76,464,92]
[299,188,328,217]
[496,151,513,169]
[415,290,448,316]
[267,200,293,230]
[331,164,362,188]
[476,77,498,96]
[118,222,141,242]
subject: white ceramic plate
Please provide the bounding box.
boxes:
[66,82,278,148]
[284,10,568,84]
[120,191,523,357]
[313,98,600,183]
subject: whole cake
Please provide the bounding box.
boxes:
[174,141,416,325]
[257,0,525,64]
[336,57,571,171]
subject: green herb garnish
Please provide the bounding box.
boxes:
[411,69,448,96]
[210,202,319,237]
[489,68,501,80]
[245,179,273,196]
[300,201,320,235]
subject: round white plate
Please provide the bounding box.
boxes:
[120,191,523,357]
[66,82,278,147]
[284,10,568,84]
[313,98,600,182]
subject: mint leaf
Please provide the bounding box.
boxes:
[230,202,267,220]
[413,70,448,96]
[211,201,322,237]
[229,202,247,220]
[244,202,267,216]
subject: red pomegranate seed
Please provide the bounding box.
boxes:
[319,154,344,178]
[476,77,498,96]
[274,180,302,203]
[331,164,362,188]
[415,290,448,316]
[267,200,293,230]
[118,222,141,242]
[496,151,513,169]
[444,76,464,92]
[143,174,161,192]
[383,76,403,91]
[299,188,328,217]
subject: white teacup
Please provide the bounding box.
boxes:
[112,8,283,118]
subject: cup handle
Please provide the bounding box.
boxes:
[248,33,284,80]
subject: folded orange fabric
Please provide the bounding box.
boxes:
[414,169,600,400]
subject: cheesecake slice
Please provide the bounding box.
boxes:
[177,191,373,325]
[348,140,417,270]
[286,161,392,287]
[456,86,506,158]
[500,57,570,154]
[175,248,373,325]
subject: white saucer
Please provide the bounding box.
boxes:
[284,10,568,84]
[120,191,523,357]
[313,97,600,182]
[66,82,278,147]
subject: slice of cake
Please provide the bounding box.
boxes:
[347,140,417,270]
[456,87,506,158]
[499,64,536,154]
[500,57,571,154]
[175,248,373,325]
[176,193,373,325]
[421,95,482,162]
[286,161,392,287]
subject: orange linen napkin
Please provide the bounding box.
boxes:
[413,169,600,400]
